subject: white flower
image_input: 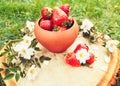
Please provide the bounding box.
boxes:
[106,40,119,52]
[80,19,93,32]
[104,34,110,40]
[20,47,34,59]
[26,20,35,32]
[76,49,90,64]
[23,35,33,47]
[27,65,39,80]
[13,42,34,59]
[13,42,25,52]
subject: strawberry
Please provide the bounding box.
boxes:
[40,19,52,31]
[62,17,74,28]
[41,7,52,20]
[74,44,89,53]
[52,7,68,26]
[66,52,81,67]
[60,4,70,15]
[57,26,67,32]
[86,53,95,64]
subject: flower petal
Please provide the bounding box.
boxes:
[27,65,39,80]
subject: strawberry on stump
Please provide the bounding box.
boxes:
[65,44,95,67]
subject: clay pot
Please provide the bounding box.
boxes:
[34,18,79,53]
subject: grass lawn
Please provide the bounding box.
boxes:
[0,0,120,48]
[0,0,120,85]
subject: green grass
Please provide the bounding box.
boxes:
[0,0,120,85]
[0,0,120,49]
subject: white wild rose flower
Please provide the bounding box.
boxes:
[76,49,90,64]
[80,19,93,32]
[26,20,35,32]
[22,35,33,47]
[27,65,39,80]
[106,40,119,52]
[13,42,34,60]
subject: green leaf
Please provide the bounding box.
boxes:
[7,58,13,65]
[2,63,9,67]
[34,47,40,51]
[0,74,6,86]
[44,57,51,61]
[0,52,7,57]
[21,59,27,66]
[0,68,3,72]
[3,73,14,80]
[89,36,96,43]
[36,62,41,68]
[9,63,14,67]
[118,43,120,49]
[102,42,106,47]
[39,56,44,63]
[20,72,23,78]
[39,56,51,63]
[35,58,38,62]
[29,38,38,48]
[82,63,90,67]
[5,69,10,75]
[9,67,20,73]
[7,52,18,63]
[20,71,26,78]
[29,59,35,64]
[34,58,41,68]
[15,73,20,82]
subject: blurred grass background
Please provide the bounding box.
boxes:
[0,0,120,48]
[0,0,120,85]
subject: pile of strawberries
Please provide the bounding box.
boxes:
[65,44,95,67]
[39,4,74,31]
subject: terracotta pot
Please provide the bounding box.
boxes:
[34,18,79,53]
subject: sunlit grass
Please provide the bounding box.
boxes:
[0,0,120,49]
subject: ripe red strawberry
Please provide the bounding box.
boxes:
[41,7,52,20]
[40,19,52,31]
[66,52,81,67]
[74,44,89,53]
[52,7,68,26]
[51,23,57,30]
[57,26,67,32]
[60,4,70,15]
[62,17,74,28]
[86,53,95,64]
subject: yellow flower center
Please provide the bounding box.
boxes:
[22,49,26,54]
[30,24,33,27]
[30,69,35,75]
[110,43,115,47]
[25,40,29,44]
[79,53,84,58]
